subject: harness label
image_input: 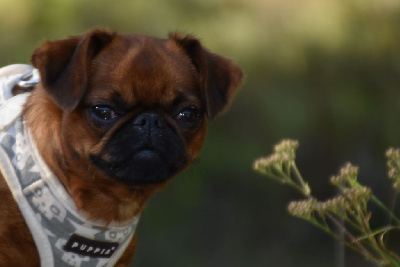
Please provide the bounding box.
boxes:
[64,234,119,258]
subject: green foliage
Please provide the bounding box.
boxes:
[254,140,400,266]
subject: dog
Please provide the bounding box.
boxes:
[0,29,242,266]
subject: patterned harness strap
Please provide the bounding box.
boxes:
[0,64,34,131]
[0,64,139,267]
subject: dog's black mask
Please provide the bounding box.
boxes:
[91,112,187,185]
[92,112,187,185]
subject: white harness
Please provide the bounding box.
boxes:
[0,65,139,267]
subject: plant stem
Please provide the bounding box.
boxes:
[325,213,379,263]
[291,162,311,197]
[371,195,400,225]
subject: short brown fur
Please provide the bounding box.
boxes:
[0,29,242,266]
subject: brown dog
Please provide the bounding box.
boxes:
[0,29,242,266]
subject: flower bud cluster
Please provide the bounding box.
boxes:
[287,198,316,220]
[288,186,371,222]
[253,154,285,173]
[253,139,299,180]
[330,163,359,188]
[254,139,298,169]
[274,139,299,152]
[386,148,400,192]
[342,187,372,205]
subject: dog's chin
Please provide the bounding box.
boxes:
[90,149,187,186]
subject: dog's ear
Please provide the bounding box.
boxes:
[31,29,116,112]
[169,33,242,120]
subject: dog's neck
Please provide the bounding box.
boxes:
[23,86,159,224]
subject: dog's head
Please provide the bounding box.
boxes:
[25,29,242,220]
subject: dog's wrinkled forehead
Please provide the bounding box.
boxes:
[89,35,199,108]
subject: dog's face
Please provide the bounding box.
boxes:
[25,29,242,221]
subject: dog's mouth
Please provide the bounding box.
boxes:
[90,147,187,186]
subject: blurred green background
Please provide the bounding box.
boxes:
[1,0,400,266]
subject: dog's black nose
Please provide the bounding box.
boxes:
[132,112,166,129]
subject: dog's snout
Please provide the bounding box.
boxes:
[132,113,166,129]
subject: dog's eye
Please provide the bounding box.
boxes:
[176,106,202,124]
[91,106,119,121]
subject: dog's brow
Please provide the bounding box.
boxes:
[111,91,130,110]
[173,91,201,107]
